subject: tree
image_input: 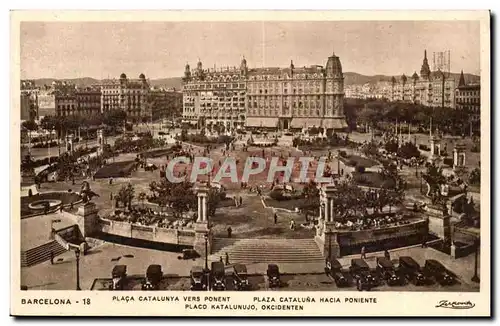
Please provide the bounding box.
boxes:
[300,181,320,221]
[22,120,38,132]
[398,142,420,159]
[469,167,480,185]
[138,192,147,208]
[117,183,135,210]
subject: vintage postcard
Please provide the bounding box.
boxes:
[10,10,490,317]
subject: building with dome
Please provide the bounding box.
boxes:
[181,53,348,131]
[389,50,456,108]
[100,73,150,118]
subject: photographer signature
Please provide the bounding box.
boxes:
[435,300,475,309]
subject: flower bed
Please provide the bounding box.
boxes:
[352,171,395,189]
[338,154,379,168]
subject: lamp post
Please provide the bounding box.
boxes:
[471,238,480,283]
[204,233,209,291]
[75,248,81,290]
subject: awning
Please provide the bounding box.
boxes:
[246,117,279,128]
[290,118,323,129]
[322,118,347,130]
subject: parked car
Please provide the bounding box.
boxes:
[349,259,377,291]
[267,264,281,288]
[190,266,207,291]
[110,265,127,290]
[232,264,250,291]
[142,264,162,290]
[398,256,427,286]
[424,259,455,286]
[325,256,349,287]
[376,257,403,286]
[210,262,226,291]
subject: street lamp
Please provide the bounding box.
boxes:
[75,248,81,290]
[204,233,209,291]
[471,238,480,283]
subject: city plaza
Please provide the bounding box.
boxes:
[20,121,481,292]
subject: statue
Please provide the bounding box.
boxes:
[80,181,99,203]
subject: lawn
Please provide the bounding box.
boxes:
[94,161,137,179]
[263,197,306,211]
[339,154,379,168]
[352,171,395,189]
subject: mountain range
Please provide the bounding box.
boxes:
[29,71,480,89]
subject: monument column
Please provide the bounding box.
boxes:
[194,184,211,257]
[323,185,340,258]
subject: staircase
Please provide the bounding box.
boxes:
[210,238,324,264]
[21,240,67,267]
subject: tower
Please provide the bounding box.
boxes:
[240,57,248,76]
[325,52,344,117]
[420,50,431,79]
[401,74,407,102]
[183,63,191,81]
[458,70,466,87]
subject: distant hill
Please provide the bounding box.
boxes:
[148,77,182,89]
[30,72,479,88]
[344,71,480,85]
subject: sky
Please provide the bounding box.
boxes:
[20,20,481,80]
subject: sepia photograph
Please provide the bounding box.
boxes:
[11,10,490,317]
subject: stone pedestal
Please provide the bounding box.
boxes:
[76,202,99,237]
[193,222,211,257]
[450,244,457,259]
[323,222,341,258]
[425,204,451,240]
[66,134,74,153]
[453,144,467,169]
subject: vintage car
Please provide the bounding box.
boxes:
[349,259,377,291]
[325,256,349,287]
[267,264,281,288]
[376,257,403,286]
[398,256,427,286]
[110,265,127,290]
[233,264,250,291]
[424,259,455,286]
[210,262,226,291]
[142,264,162,290]
[190,266,207,291]
[182,249,198,260]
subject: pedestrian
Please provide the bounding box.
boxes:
[49,250,54,265]
[274,213,278,224]
[220,256,223,263]
[290,220,296,230]
[239,196,243,207]
[227,226,232,238]
[361,246,366,259]
[225,252,230,266]
[384,249,390,261]
[59,205,63,214]
[110,193,113,201]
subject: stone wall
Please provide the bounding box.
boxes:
[98,218,195,246]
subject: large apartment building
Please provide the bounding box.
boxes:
[100,73,150,118]
[389,50,456,108]
[455,70,480,122]
[181,53,347,131]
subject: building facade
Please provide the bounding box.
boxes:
[100,73,150,118]
[389,50,456,108]
[182,61,247,129]
[455,70,480,122]
[20,80,39,120]
[182,53,347,131]
[75,87,102,116]
[148,88,183,121]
